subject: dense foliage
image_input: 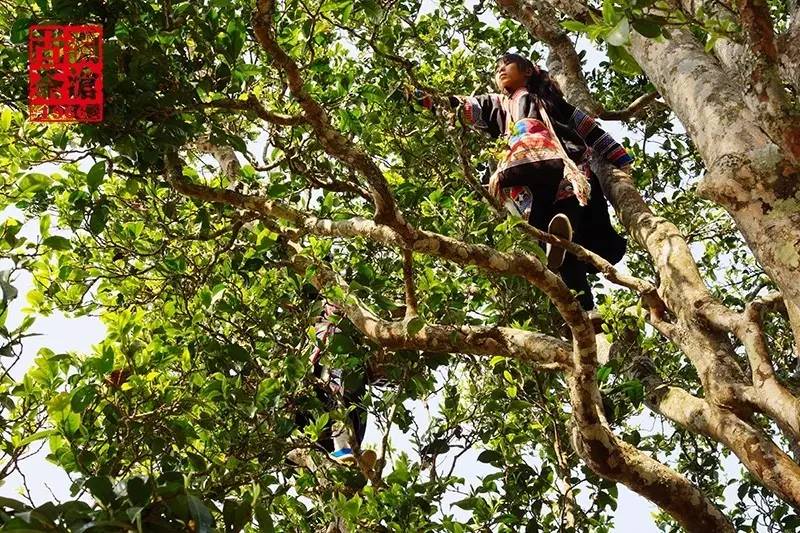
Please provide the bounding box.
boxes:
[1,0,799,531]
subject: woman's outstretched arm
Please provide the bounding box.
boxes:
[413,90,505,139]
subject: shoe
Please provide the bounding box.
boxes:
[547,214,573,270]
[359,449,377,471]
[330,448,356,465]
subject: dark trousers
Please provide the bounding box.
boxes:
[295,365,367,453]
[500,161,627,310]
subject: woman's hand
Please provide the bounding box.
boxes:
[489,172,506,201]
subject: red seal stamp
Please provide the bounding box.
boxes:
[28,24,103,123]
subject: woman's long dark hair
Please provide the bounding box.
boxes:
[496,53,563,113]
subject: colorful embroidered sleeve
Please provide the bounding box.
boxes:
[557,99,634,168]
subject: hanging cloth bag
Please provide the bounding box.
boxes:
[537,103,591,206]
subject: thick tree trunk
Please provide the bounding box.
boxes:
[627,30,800,358]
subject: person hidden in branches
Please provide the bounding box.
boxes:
[415,53,630,310]
[304,291,377,470]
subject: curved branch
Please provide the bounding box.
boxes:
[568,420,734,532]
[402,250,418,319]
[252,0,410,232]
[563,327,735,532]
[200,94,306,126]
[164,150,595,341]
[310,261,574,371]
[592,159,712,317]
[613,322,800,512]
[697,299,800,440]
[166,151,731,533]
[598,91,661,121]
[652,383,800,510]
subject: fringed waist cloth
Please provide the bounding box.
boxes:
[498,118,592,204]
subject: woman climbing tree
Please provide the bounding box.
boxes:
[301,287,377,470]
[417,53,631,310]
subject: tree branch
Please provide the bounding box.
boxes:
[402,250,418,319]
[166,142,733,531]
[195,136,241,181]
[597,91,661,121]
[251,0,410,232]
[651,382,800,510]
[697,299,800,440]
[299,255,574,371]
[164,150,594,342]
[777,10,800,91]
[200,94,306,126]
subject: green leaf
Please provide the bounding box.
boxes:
[327,333,356,354]
[607,45,642,76]
[621,379,644,406]
[42,236,71,251]
[86,162,106,192]
[605,17,630,46]
[254,504,275,532]
[0,496,28,511]
[84,476,114,505]
[453,496,481,510]
[127,477,152,507]
[305,412,329,441]
[477,449,503,464]
[89,203,110,235]
[70,385,97,412]
[226,343,249,362]
[225,21,245,63]
[632,19,662,38]
[16,429,57,448]
[10,16,31,44]
[163,256,186,273]
[187,452,207,471]
[18,173,52,194]
[95,345,115,374]
[561,20,588,33]
[256,378,281,406]
[223,498,252,532]
[406,316,425,336]
[359,0,383,22]
[0,108,12,131]
[187,495,214,533]
[489,355,505,367]
[39,215,51,238]
[602,0,615,24]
